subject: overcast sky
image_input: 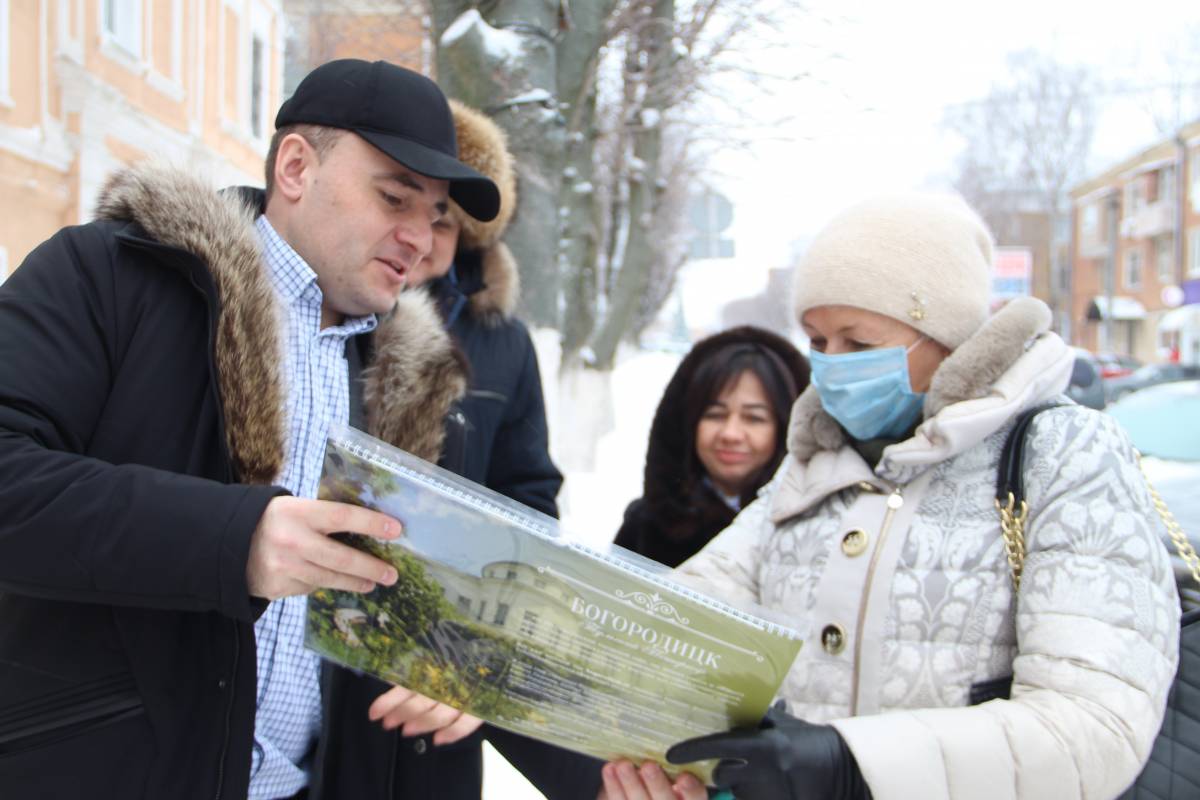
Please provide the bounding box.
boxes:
[677,0,1200,331]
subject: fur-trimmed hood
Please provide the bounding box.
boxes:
[774,296,1072,521]
[436,241,520,325]
[441,101,520,323]
[614,326,809,563]
[95,163,466,484]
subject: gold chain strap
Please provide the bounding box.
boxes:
[999,452,1200,592]
[995,492,1028,591]
[1137,452,1200,590]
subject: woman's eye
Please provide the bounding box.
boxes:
[702,408,726,420]
[809,339,826,352]
[381,192,404,208]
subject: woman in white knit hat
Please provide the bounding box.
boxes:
[600,193,1179,800]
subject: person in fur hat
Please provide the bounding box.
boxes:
[323,99,589,800]
[416,99,562,514]
[0,59,501,800]
[600,193,1179,800]
[615,325,809,568]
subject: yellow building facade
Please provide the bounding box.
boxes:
[0,0,285,282]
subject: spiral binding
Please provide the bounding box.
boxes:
[334,433,802,642]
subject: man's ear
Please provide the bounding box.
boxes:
[272,133,314,202]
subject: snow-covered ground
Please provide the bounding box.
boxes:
[481,334,684,798]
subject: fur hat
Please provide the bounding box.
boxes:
[448,100,516,250]
[791,192,994,350]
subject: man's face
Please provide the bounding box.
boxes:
[407,215,462,289]
[285,133,450,326]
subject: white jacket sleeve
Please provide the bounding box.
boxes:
[832,408,1180,800]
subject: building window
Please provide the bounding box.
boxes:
[456,595,470,615]
[506,569,517,581]
[1190,229,1200,279]
[1124,249,1142,289]
[519,610,539,638]
[493,603,510,626]
[1156,236,1174,284]
[249,34,266,138]
[1160,166,1176,206]
[102,0,142,57]
[1192,149,1200,214]
[0,0,9,103]
[1081,203,1098,239]
[1124,180,1139,217]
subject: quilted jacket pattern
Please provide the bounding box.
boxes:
[677,305,1180,800]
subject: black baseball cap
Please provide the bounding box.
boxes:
[276,59,500,222]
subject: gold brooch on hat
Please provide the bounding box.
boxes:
[908,291,926,321]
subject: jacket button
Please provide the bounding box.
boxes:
[413,737,428,755]
[217,679,227,690]
[821,624,847,656]
[841,529,868,557]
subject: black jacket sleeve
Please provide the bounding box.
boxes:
[0,226,278,621]
[484,323,563,518]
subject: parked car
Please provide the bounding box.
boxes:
[1106,362,1200,402]
[1107,380,1200,610]
[1094,351,1142,380]
[1067,348,1106,410]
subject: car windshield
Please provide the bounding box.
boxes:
[1107,381,1200,462]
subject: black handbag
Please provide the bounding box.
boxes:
[995,405,1200,800]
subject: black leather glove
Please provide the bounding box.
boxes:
[666,704,873,800]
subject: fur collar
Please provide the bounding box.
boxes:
[95,163,465,483]
[785,296,1056,465]
[466,241,519,323]
[773,297,1071,521]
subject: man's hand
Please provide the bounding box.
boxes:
[246,496,402,599]
[368,685,483,745]
[597,760,706,800]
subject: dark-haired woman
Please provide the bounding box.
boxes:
[615,326,809,567]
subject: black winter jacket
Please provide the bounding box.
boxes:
[0,166,466,800]
[319,247,600,800]
[433,247,562,515]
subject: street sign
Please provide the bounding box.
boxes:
[992,247,1032,298]
[687,189,734,260]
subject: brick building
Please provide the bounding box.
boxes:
[0,0,287,283]
[1069,119,1200,365]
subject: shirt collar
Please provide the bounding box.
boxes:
[255,215,377,336]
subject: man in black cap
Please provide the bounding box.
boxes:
[0,59,495,800]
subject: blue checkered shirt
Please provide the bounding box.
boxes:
[249,216,377,799]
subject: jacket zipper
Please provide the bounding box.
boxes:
[213,620,240,800]
[849,485,904,715]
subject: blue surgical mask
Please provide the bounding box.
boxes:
[809,339,927,441]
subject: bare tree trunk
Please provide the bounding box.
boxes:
[557,0,616,365]
[590,0,673,369]
[432,1,565,327]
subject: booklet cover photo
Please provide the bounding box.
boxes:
[306,425,803,783]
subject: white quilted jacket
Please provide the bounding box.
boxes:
[676,299,1180,800]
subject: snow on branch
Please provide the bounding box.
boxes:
[440,8,525,63]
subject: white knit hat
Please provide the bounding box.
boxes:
[792,192,994,350]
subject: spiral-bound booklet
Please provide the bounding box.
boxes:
[306,424,803,782]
